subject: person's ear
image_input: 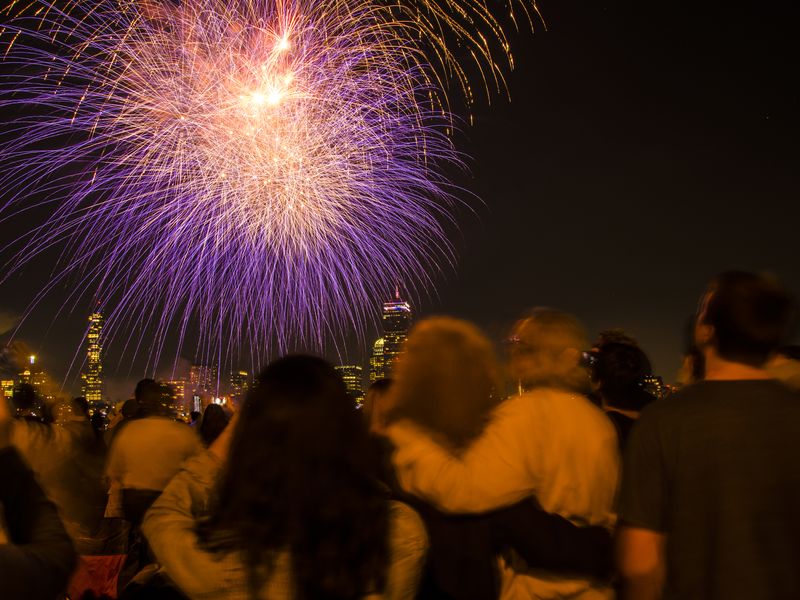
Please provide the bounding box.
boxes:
[695,321,714,348]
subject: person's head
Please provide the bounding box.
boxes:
[189,410,201,424]
[52,399,86,425]
[363,378,393,433]
[591,342,655,412]
[388,317,501,452]
[120,398,140,419]
[199,403,229,446]
[696,271,796,368]
[204,355,389,598]
[593,329,639,351]
[508,308,590,392]
[136,381,170,417]
[73,396,90,418]
[134,378,157,402]
[11,383,38,413]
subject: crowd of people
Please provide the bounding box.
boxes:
[1,270,799,600]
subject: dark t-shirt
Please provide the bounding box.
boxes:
[619,380,800,600]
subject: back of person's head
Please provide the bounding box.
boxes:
[509,307,589,392]
[134,378,157,402]
[593,329,639,350]
[204,355,389,598]
[699,271,796,367]
[136,381,170,417]
[389,317,501,452]
[199,403,229,446]
[12,383,38,412]
[52,399,88,425]
[363,378,393,432]
[73,397,90,418]
[592,342,656,412]
[121,398,140,419]
[190,410,201,424]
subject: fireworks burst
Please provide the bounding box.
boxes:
[0,0,536,371]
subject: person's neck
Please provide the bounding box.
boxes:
[703,350,771,381]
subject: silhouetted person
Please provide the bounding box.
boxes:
[106,381,200,593]
[388,315,617,599]
[198,403,229,447]
[618,271,800,600]
[11,382,43,422]
[0,393,77,600]
[143,356,428,599]
[189,410,201,428]
[591,342,657,449]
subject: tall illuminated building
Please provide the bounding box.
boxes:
[381,288,412,375]
[190,364,217,396]
[369,337,385,383]
[1,379,13,399]
[21,355,52,400]
[229,370,250,402]
[335,365,364,406]
[81,312,104,404]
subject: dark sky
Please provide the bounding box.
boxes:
[1,0,799,396]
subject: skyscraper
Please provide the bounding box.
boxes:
[381,288,412,375]
[189,364,217,396]
[335,365,365,406]
[82,312,104,404]
[369,337,385,384]
[229,370,250,402]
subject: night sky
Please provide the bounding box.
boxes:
[1,0,799,397]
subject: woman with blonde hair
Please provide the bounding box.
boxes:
[389,317,502,453]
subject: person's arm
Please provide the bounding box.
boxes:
[616,527,665,600]
[381,501,429,600]
[0,399,77,600]
[616,408,669,600]
[489,500,613,581]
[387,399,538,513]
[142,450,235,599]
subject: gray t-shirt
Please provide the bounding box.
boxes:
[620,380,800,600]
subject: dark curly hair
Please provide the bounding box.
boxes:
[200,355,390,599]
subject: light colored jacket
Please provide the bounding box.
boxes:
[143,450,429,600]
[388,388,619,600]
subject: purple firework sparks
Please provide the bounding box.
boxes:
[0,0,466,371]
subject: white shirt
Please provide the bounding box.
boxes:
[388,388,619,599]
[106,417,201,491]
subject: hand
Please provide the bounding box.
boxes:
[209,411,238,462]
[0,396,13,448]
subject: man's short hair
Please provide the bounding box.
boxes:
[134,378,157,402]
[702,271,796,367]
[515,307,588,354]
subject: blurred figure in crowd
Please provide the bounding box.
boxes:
[0,394,77,600]
[107,380,200,526]
[106,380,201,593]
[11,382,44,422]
[618,271,800,599]
[144,355,428,599]
[198,403,229,447]
[189,410,201,429]
[590,342,656,448]
[388,312,619,599]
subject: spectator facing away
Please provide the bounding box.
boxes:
[617,271,800,600]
